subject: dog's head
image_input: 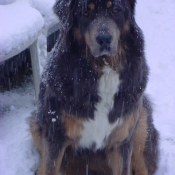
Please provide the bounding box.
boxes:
[54,0,136,58]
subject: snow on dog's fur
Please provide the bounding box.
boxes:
[30,0,159,174]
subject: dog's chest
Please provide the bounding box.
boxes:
[78,66,122,150]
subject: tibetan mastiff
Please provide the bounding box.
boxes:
[30,0,159,174]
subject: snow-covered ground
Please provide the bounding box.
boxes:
[136,1,175,174]
[0,0,175,174]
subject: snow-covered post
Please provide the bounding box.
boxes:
[30,0,60,98]
[30,28,47,98]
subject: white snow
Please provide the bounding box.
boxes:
[0,82,39,175]
[30,0,59,31]
[0,0,44,61]
[0,0,16,5]
[0,0,175,174]
[0,0,59,64]
[136,0,175,174]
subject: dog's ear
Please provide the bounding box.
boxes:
[54,0,76,31]
[129,0,136,14]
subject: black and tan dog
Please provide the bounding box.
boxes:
[30,0,159,174]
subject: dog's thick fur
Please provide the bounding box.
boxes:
[30,0,159,174]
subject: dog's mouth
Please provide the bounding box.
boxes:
[98,48,112,56]
[93,33,114,57]
[85,31,119,58]
[91,45,117,58]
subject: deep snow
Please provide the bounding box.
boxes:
[0,0,44,61]
[0,0,175,175]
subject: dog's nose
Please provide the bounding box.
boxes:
[96,34,112,49]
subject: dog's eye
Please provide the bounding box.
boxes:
[83,10,89,16]
[113,7,119,13]
[112,5,122,14]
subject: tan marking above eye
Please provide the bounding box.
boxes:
[107,1,112,8]
[89,3,95,10]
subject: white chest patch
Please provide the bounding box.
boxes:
[78,66,122,150]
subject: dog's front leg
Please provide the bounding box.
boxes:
[36,124,69,175]
[47,141,68,175]
[107,140,133,175]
